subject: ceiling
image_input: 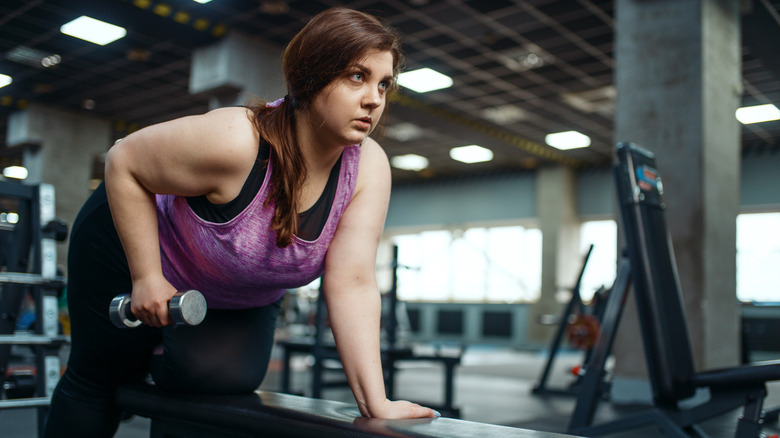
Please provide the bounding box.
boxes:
[0,0,778,185]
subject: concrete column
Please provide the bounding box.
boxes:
[6,103,112,267]
[529,165,581,345]
[190,31,286,110]
[612,0,741,394]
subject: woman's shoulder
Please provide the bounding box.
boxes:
[186,107,260,190]
[197,106,260,152]
[357,137,388,166]
[353,137,390,191]
[201,106,256,128]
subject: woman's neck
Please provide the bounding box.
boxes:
[295,112,346,176]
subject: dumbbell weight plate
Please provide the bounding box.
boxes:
[4,372,37,399]
[170,289,207,326]
[109,294,142,328]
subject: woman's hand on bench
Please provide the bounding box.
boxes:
[359,398,441,419]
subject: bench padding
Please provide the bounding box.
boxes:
[116,383,579,438]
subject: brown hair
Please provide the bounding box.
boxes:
[248,7,403,247]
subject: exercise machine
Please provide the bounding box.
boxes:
[532,244,611,398]
[568,142,780,437]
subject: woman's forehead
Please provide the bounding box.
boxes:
[352,50,395,73]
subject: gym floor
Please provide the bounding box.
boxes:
[4,345,780,438]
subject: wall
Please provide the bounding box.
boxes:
[388,153,780,230]
[399,302,531,347]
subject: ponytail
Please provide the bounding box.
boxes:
[247,98,304,248]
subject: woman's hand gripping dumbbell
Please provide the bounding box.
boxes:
[109,290,207,328]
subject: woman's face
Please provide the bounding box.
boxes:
[307,49,394,147]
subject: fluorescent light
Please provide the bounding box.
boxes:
[482,104,526,125]
[6,46,60,68]
[41,54,61,67]
[1,213,19,224]
[385,122,424,142]
[61,16,127,46]
[391,154,429,171]
[736,104,780,124]
[0,74,11,88]
[545,131,591,150]
[398,68,452,93]
[449,145,493,164]
[3,166,28,180]
[192,0,213,3]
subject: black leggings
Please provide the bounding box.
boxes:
[43,184,281,438]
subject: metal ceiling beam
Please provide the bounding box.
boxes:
[392,93,585,168]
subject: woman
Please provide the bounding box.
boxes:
[44,7,437,437]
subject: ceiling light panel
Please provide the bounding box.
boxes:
[449,145,494,164]
[3,166,28,179]
[60,16,127,46]
[736,104,780,124]
[398,68,453,93]
[481,104,526,125]
[391,154,429,171]
[545,131,591,150]
[385,122,425,142]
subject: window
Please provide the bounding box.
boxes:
[578,220,618,302]
[737,212,780,303]
[392,225,542,302]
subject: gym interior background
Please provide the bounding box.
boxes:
[1,0,779,437]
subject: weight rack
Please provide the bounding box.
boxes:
[0,180,68,438]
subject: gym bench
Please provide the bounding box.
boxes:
[116,383,579,438]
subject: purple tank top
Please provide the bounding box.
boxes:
[156,145,360,309]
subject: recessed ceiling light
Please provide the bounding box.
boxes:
[385,122,425,142]
[545,131,591,150]
[499,44,553,72]
[391,154,429,171]
[398,68,453,93]
[0,74,11,89]
[736,103,780,124]
[560,85,616,115]
[126,48,151,62]
[1,212,19,224]
[6,46,61,68]
[260,0,288,14]
[3,166,28,180]
[481,104,526,125]
[60,16,127,46]
[41,54,61,67]
[449,145,493,164]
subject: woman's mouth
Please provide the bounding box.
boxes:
[355,117,372,131]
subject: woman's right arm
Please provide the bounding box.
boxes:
[105,138,173,327]
[104,107,259,326]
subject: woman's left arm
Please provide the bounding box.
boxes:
[322,138,437,420]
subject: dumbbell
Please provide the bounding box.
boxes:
[109,290,207,328]
[3,372,36,399]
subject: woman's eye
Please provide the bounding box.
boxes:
[379,81,389,91]
[350,73,363,82]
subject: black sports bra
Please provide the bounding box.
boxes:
[186,140,342,241]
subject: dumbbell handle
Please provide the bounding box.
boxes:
[109,290,207,328]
